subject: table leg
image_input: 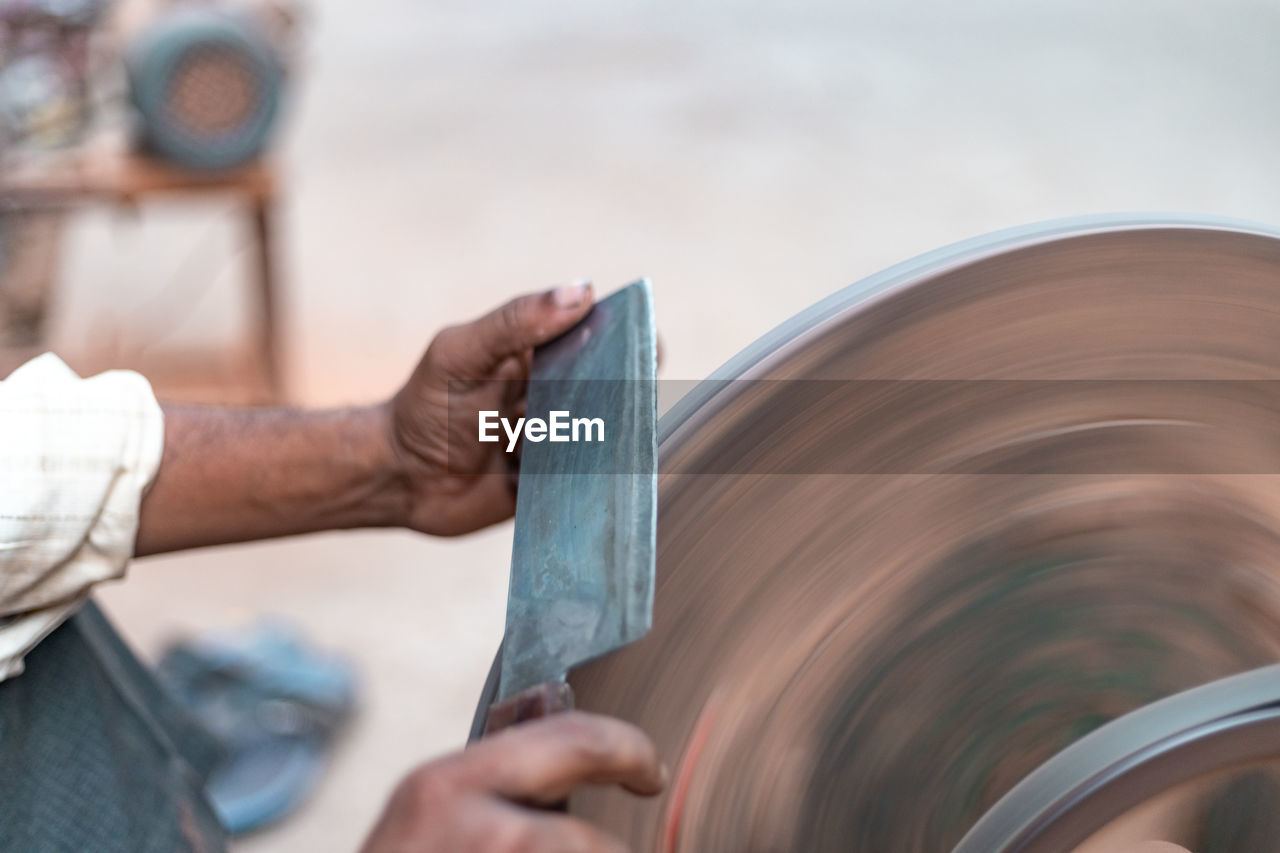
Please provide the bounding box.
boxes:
[250,196,282,400]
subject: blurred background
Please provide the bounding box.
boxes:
[2,0,1279,848]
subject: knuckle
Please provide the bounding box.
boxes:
[554,713,615,765]
[493,819,539,853]
[498,299,528,337]
[397,762,455,811]
[436,323,466,346]
[426,324,464,361]
[542,710,590,739]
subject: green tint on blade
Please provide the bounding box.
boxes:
[498,281,658,701]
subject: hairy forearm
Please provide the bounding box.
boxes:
[135,403,410,556]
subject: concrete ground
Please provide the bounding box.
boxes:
[32,0,1280,848]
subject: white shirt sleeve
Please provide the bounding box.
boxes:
[0,354,164,680]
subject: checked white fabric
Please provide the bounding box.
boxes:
[0,354,163,680]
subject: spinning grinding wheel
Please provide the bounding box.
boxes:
[955,663,1280,852]
[556,216,1280,851]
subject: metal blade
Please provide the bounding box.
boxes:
[497,280,657,701]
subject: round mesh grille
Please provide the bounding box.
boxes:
[164,44,259,136]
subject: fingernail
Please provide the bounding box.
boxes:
[552,280,591,308]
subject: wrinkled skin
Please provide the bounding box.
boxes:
[360,712,665,853]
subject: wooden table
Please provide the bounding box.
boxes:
[1,147,285,399]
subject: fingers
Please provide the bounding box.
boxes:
[460,712,666,805]
[361,745,644,853]
[442,283,595,376]
[362,714,661,852]
[494,353,528,410]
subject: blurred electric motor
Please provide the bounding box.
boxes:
[126,4,286,170]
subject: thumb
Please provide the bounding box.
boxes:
[452,282,594,375]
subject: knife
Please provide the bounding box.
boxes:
[481,279,658,735]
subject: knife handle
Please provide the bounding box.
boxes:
[483,681,575,812]
[483,680,575,736]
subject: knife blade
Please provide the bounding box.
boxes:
[484,279,658,732]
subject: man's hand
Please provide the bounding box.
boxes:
[389,282,594,535]
[360,712,665,853]
[135,283,593,555]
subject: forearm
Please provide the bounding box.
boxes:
[135,403,410,556]
[135,285,594,553]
